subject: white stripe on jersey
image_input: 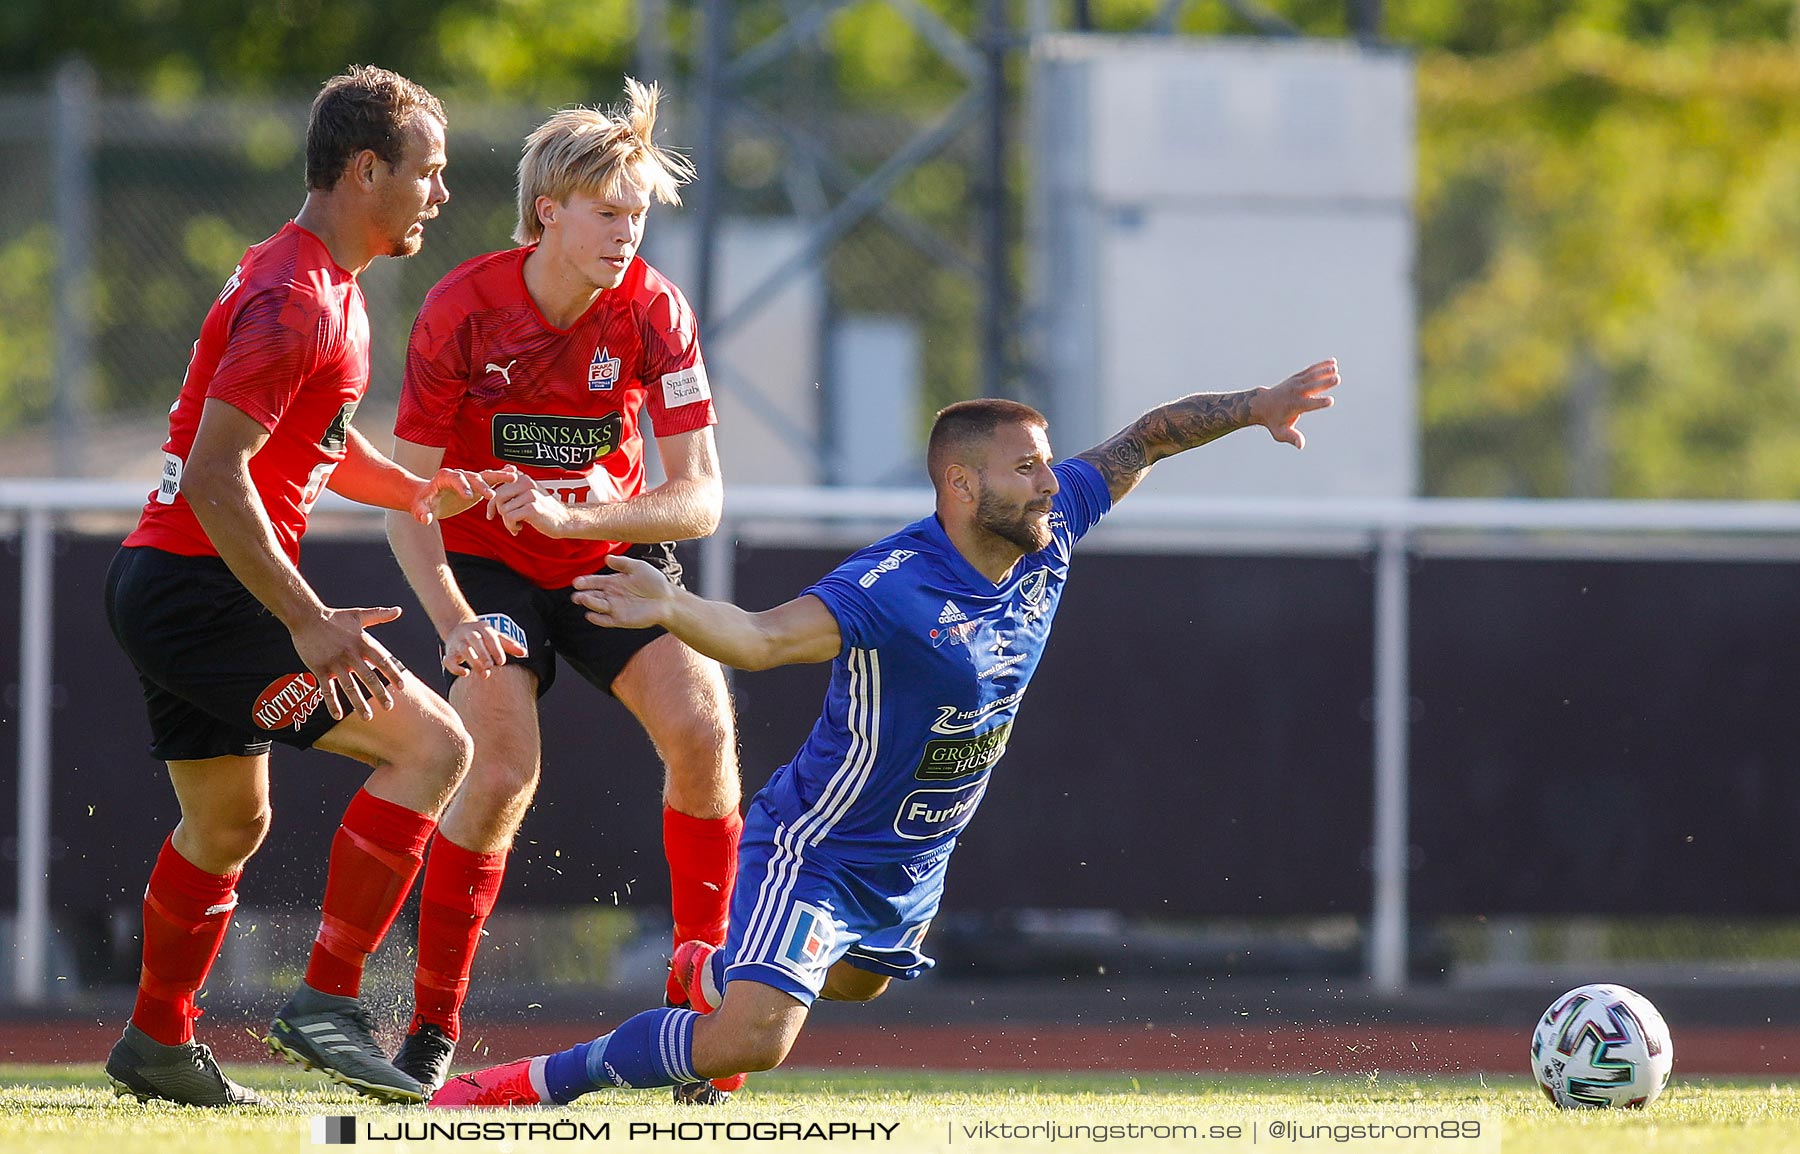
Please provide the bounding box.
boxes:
[739,648,876,963]
[739,648,882,966]
[793,648,882,847]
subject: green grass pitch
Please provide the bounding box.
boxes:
[1,1066,1795,1154]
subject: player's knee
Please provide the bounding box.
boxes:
[660,734,739,818]
[189,805,272,866]
[725,1024,796,1073]
[666,709,734,771]
[465,754,540,808]
[435,717,476,786]
[403,712,474,814]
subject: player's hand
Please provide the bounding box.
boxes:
[1251,359,1339,449]
[290,606,408,721]
[414,467,516,526]
[441,617,529,678]
[487,475,574,538]
[571,554,676,630]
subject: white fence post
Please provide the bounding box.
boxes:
[14,507,55,1004]
[1368,525,1411,994]
[7,481,1800,1003]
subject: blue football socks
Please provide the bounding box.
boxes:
[541,1006,701,1102]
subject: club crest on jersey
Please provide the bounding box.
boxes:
[588,346,621,391]
[778,902,837,974]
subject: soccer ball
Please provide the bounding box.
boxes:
[1530,983,1673,1108]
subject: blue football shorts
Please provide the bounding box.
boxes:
[722,794,945,1005]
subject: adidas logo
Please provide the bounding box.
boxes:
[300,1022,361,1055]
[937,601,967,625]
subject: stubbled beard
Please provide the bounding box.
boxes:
[976,487,1052,553]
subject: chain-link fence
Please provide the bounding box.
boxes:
[0,72,545,472]
[0,24,1005,485]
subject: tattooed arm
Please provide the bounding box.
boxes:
[1074,359,1340,502]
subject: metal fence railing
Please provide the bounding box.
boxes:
[12,480,1800,1004]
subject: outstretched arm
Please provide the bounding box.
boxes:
[571,556,842,671]
[1074,359,1340,502]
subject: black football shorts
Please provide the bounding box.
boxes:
[105,546,347,761]
[445,542,683,698]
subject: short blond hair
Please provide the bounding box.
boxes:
[514,78,695,245]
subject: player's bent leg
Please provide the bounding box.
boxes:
[165,754,273,876]
[819,961,891,1003]
[398,665,541,1092]
[437,665,542,851]
[115,755,271,1105]
[614,636,743,1013]
[690,980,808,1078]
[313,669,474,817]
[268,675,469,1104]
[666,940,744,1102]
[614,635,741,821]
[615,637,746,1098]
[433,982,806,1109]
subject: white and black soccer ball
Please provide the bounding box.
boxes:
[1530,983,1673,1108]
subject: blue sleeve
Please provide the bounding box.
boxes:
[1052,458,1113,545]
[803,553,899,654]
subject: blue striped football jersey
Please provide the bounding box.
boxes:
[758,458,1113,860]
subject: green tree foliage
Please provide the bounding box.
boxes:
[0,0,639,104]
[1081,1,1800,496]
[0,227,55,430]
[1419,31,1800,496]
[15,1,1800,493]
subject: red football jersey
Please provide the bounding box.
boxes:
[396,247,716,589]
[125,222,370,564]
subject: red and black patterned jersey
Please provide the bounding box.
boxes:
[396,247,716,589]
[126,222,370,564]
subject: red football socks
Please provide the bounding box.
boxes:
[304,789,435,998]
[131,836,241,1046]
[410,834,508,1040]
[661,805,741,1003]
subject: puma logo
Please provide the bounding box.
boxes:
[485,359,518,385]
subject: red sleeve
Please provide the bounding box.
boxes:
[395,298,471,447]
[641,282,716,438]
[206,284,320,430]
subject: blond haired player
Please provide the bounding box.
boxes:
[386,80,741,1101]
